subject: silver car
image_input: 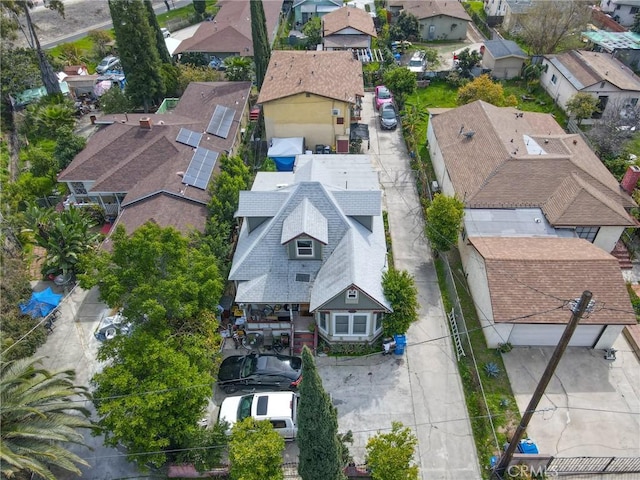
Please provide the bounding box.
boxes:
[380,103,398,130]
[96,55,120,74]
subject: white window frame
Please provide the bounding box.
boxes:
[332,312,370,336]
[318,311,329,332]
[374,312,384,333]
[550,74,557,85]
[296,239,314,257]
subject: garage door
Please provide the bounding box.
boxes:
[508,324,604,347]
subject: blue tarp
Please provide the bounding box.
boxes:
[19,287,62,318]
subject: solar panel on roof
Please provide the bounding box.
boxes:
[175,128,202,147]
[206,105,235,138]
[182,147,218,190]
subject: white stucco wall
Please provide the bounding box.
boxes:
[427,120,456,196]
[540,60,580,108]
[484,0,508,17]
[594,226,626,252]
[459,242,511,348]
[540,58,640,122]
[594,324,626,349]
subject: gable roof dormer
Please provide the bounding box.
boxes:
[281,198,328,245]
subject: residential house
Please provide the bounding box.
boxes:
[540,50,640,124]
[58,82,252,237]
[322,6,377,50]
[482,38,527,79]
[582,29,640,72]
[465,236,636,348]
[483,0,509,26]
[229,155,391,345]
[257,50,364,153]
[388,0,471,41]
[293,0,342,25]
[502,0,532,33]
[427,100,637,347]
[174,0,284,60]
[600,0,640,27]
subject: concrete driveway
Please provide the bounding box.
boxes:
[503,338,640,458]
[321,93,481,480]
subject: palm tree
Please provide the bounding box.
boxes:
[24,205,102,279]
[0,357,93,480]
[223,56,253,82]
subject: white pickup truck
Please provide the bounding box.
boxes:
[218,391,298,440]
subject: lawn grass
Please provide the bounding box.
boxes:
[466,0,486,18]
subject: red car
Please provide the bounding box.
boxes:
[374,85,393,110]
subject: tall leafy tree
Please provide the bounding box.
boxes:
[565,92,600,126]
[0,251,47,360]
[24,205,102,279]
[193,0,207,19]
[297,346,345,480]
[302,16,322,49]
[424,193,465,253]
[457,74,517,107]
[229,418,285,480]
[251,0,271,90]
[455,48,482,78]
[383,67,416,108]
[93,325,217,467]
[144,0,172,64]
[0,1,64,95]
[382,268,419,336]
[0,357,93,480]
[109,0,164,111]
[517,0,591,54]
[390,12,419,42]
[365,422,419,480]
[78,222,224,326]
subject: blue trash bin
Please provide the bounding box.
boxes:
[393,334,406,355]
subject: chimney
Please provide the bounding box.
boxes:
[621,165,640,194]
[139,117,152,130]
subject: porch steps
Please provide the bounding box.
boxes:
[611,240,633,269]
[293,331,315,355]
[249,106,261,122]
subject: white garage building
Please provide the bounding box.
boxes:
[461,236,635,348]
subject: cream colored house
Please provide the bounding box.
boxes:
[258,50,364,154]
[482,38,527,79]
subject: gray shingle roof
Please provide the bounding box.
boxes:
[281,197,329,244]
[483,39,526,59]
[230,156,388,310]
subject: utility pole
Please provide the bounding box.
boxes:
[492,290,593,479]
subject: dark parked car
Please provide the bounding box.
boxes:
[380,103,398,130]
[217,353,302,393]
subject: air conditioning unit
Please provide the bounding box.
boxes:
[331,108,341,116]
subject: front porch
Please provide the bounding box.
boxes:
[223,303,317,355]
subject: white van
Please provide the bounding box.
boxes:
[218,391,298,440]
[408,51,427,75]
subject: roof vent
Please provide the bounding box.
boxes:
[463,131,475,139]
[295,273,311,282]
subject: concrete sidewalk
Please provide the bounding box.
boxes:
[364,92,482,479]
